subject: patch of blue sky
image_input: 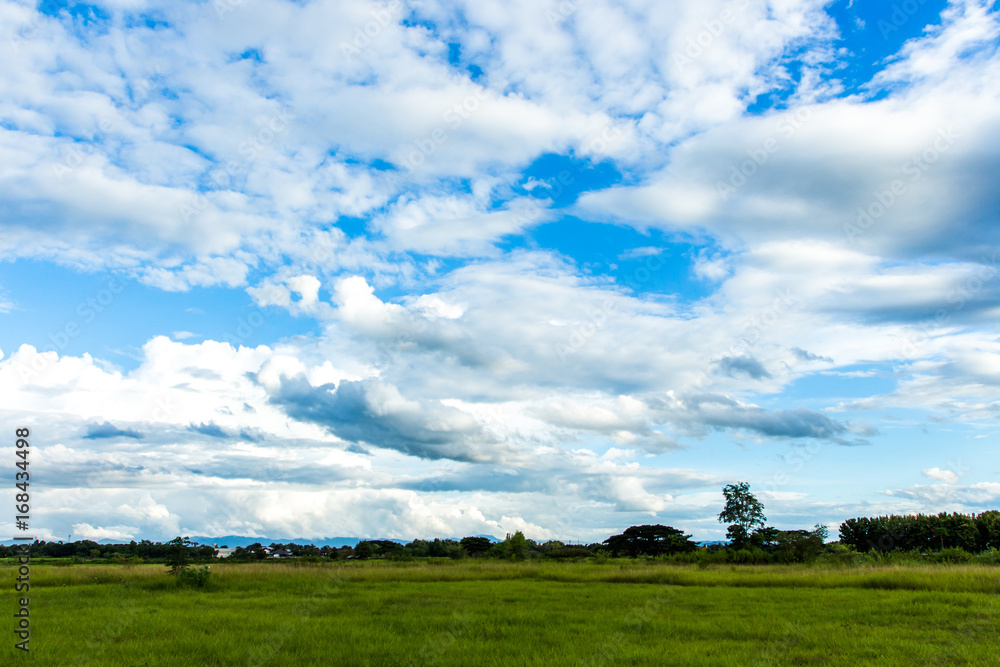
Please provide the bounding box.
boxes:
[745,0,950,114]
[122,14,171,31]
[224,48,264,64]
[493,152,711,297]
[504,217,714,302]
[239,48,264,62]
[400,14,442,36]
[369,255,471,303]
[0,261,318,370]
[333,216,369,239]
[826,0,950,94]
[778,363,898,402]
[38,0,109,22]
[36,1,112,41]
[743,57,825,116]
[514,153,626,208]
[446,41,485,81]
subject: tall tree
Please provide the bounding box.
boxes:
[603,525,698,557]
[718,482,766,549]
[460,537,493,557]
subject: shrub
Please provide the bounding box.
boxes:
[545,547,592,559]
[112,554,143,567]
[976,548,1000,565]
[933,548,972,564]
[176,565,212,588]
[591,549,611,564]
[820,543,862,566]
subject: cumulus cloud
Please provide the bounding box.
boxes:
[923,467,960,484]
[71,523,138,542]
[791,347,832,363]
[266,375,509,463]
[189,422,228,438]
[716,355,771,380]
[83,422,143,440]
[657,394,869,444]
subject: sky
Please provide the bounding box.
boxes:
[1,0,999,544]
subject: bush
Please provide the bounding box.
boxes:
[176,565,212,588]
[976,548,1000,565]
[820,543,862,566]
[933,548,973,564]
[545,547,592,559]
[112,554,143,567]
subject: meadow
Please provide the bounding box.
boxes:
[2,559,998,665]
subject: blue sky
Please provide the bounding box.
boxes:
[1,0,999,543]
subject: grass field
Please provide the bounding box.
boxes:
[2,559,998,665]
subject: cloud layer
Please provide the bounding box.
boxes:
[2,0,999,543]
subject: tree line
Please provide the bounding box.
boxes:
[839,511,1000,553]
[5,483,997,564]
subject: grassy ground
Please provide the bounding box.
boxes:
[1,559,998,665]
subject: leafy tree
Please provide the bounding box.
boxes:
[603,525,698,557]
[427,539,462,558]
[460,537,493,557]
[839,512,991,553]
[749,527,826,562]
[404,539,430,558]
[718,482,766,549]
[493,531,529,560]
[246,543,268,560]
[166,536,195,575]
[544,546,593,559]
[354,541,374,559]
[977,510,1000,551]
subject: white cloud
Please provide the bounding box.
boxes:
[71,523,138,542]
[923,467,960,484]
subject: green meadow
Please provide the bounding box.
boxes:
[2,560,998,665]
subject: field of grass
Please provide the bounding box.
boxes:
[2,559,998,665]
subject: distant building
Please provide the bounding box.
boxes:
[213,544,237,559]
[269,548,293,558]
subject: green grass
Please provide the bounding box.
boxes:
[2,560,998,665]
